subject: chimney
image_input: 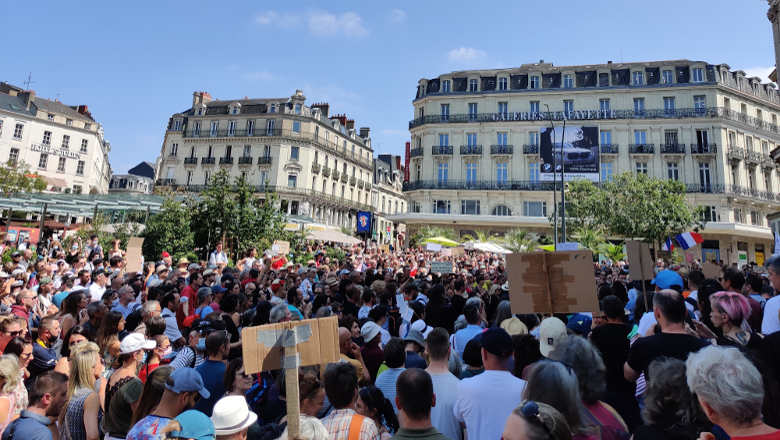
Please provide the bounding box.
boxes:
[331,114,347,127]
[359,127,371,138]
[192,91,212,108]
[0,82,22,97]
[76,105,88,115]
[311,102,330,117]
[346,119,355,130]
[608,61,612,64]
[18,90,36,110]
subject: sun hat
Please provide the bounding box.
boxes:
[170,410,215,440]
[210,395,257,435]
[404,329,427,348]
[187,263,200,271]
[177,257,190,266]
[119,333,156,354]
[500,317,528,336]
[166,367,211,399]
[156,265,169,274]
[361,321,381,342]
[539,317,567,357]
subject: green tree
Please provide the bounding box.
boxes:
[191,170,235,255]
[0,160,47,194]
[499,229,538,253]
[461,229,501,244]
[570,224,607,256]
[142,194,195,262]
[598,242,626,263]
[410,225,458,247]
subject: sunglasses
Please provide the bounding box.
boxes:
[518,401,553,437]
[6,331,21,337]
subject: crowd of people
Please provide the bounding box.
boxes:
[0,234,779,440]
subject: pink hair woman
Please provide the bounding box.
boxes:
[696,291,763,351]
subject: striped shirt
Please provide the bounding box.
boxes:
[322,408,380,440]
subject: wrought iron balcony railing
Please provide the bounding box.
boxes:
[184,157,198,165]
[403,180,558,191]
[341,174,348,183]
[238,157,253,165]
[410,148,424,158]
[156,179,176,186]
[311,163,321,173]
[660,144,686,154]
[523,145,539,154]
[357,180,365,189]
[332,170,341,180]
[690,144,717,154]
[745,150,762,162]
[258,156,272,165]
[629,144,655,154]
[201,157,216,165]
[349,177,357,186]
[432,146,453,155]
[686,184,780,203]
[322,167,331,177]
[600,144,619,154]
[219,157,234,165]
[491,145,514,154]
[728,146,745,159]
[460,145,482,155]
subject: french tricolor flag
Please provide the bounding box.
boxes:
[662,237,674,252]
[675,232,704,250]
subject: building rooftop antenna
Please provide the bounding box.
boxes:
[24,72,35,91]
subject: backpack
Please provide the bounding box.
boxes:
[387,308,403,337]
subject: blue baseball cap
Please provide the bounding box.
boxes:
[171,410,215,440]
[211,284,227,294]
[165,367,210,399]
[652,270,683,290]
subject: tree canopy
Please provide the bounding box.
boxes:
[0,160,47,194]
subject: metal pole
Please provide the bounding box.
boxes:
[545,105,557,250]
[39,203,47,246]
[5,208,12,235]
[560,118,567,243]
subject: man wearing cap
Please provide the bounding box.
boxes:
[404,329,428,369]
[126,367,210,440]
[35,276,57,317]
[453,327,526,440]
[170,320,216,370]
[88,268,108,302]
[326,276,344,304]
[268,280,285,306]
[210,395,257,440]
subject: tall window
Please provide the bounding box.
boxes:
[295,104,301,114]
[496,163,508,182]
[600,131,612,145]
[634,98,645,115]
[81,139,88,153]
[267,120,275,135]
[563,74,573,88]
[497,133,507,146]
[663,97,675,110]
[692,68,704,82]
[696,130,709,146]
[468,103,478,121]
[529,163,540,182]
[667,162,679,180]
[210,121,218,136]
[523,201,546,217]
[75,160,84,175]
[433,200,451,214]
[291,146,299,160]
[247,120,255,136]
[263,145,271,158]
[225,145,232,158]
[748,167,756,189]
[529,132,539,146]
[57,157,66,172]
[634,131,647,144]
[442,80,451,93]
[601,162,613,181]
[694,96,706,109]
[563,100,574,112]
[186,171,193,185]
[498,102,508,115]
[288,175,297,188]
[439,134,449,146]
[170,143,178,156]
[441,104,450,121]
[746,137,754,151]
[42,131,52,145]
[632,71,644,85]
[469,79,478,92]
[9,148,19,165]
[193,122,201,136]
[38,154,48,169]
[269,104,276,113]
[498,78,508,90]
[461,200,480,215]
[662,70,673,84]
[61,135,70,149]
[437,163,448,182]
[13,124,23,139]
[665,131,678,144]
[232,107,238,115]
[467,133,477,146]
[699,163,712,186]
[636,162,648,174]
[530,101,540,113]
[728,131,737,147]
[734,208,743,223]
[204,171,211,184]
[530,76,539,89]
[416,164,421,181]
[173,120,181,131]
[599,99,610,111]
[293,121,301,134]
[599,73,609,87]
[466,163,477,183]
[243,145,251,157]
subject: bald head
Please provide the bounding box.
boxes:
[653,288,687,324]
[339,327,352,354]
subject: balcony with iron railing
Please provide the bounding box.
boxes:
[629,144,655,154]
[460,145,482,155]
[156,179,176,186]
[219,157,234,165]
[686,183,780,203]
[690,144,717,154]
[238,156,253,165]
[410,147,424,158]
[186,128,283,139]
[762,154,776,167]
[491,145,514,155]
[341,174,348,183]
[349,177,357,186]
[357,180,365,189]
[728,146,745,159]
[432,146,453,155]
[365,182,372,191]
[660,144,686,154]
[745,150,762,162]
[600,144,619,154]
[522,145,539,154]
[332,170,341,180]
[258,156,272,165]
[404,180,558,191]
[322,167,331,177]
[184,157,198,165]
[201,157,216,165]
[311,163,321,173]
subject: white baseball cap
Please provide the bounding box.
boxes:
[119,333,156,354]
[539,317,567,357]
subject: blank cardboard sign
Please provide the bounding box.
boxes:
[274,240,290,255]
[125,237,144,273]
[507,250,599,315]
[626,241,654,281]
[241,316,340,374]
[702,263,721,279]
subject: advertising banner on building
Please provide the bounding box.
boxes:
[404,142,411,182]
[540,126,599,182]
[357,211,371,233]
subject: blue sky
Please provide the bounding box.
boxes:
[2,0,776,173]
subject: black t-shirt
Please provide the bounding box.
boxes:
[342,300,360,319]
[627,332,710,379]
[450,294,466,317]
[716,331,763,352]
[590,323,634,394]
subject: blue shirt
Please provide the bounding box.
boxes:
[125,415,172,440]
[2,410,52,440]
[375,367,406,412]
[111,302,140,319]
[454,325,483,359]
[194,359,226,416]
[52,290,70,308]
[28,339,57,384]
[405,351,428,369]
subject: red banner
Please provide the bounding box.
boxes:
[404,142,410,182]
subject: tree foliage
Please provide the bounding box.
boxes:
[410,225,458,247]
[598,242,626,262]
[499,229,539,253]
[570,224,606,256]
[0,160,47,194]
[142,194,195,263]
[461,229,500,244]
[563,172,706,247]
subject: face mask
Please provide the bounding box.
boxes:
[93,241,98,246]
[72,244,79,250]
[47,333,58,344]
[161,347,173,357]
[196,338,206,351]
[140,351,148,364]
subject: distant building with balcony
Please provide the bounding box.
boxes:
[109,162,154,194]
[370,154,406,245]
[390,60,780,265]
[154,90,375,229]
[0,82,112,194]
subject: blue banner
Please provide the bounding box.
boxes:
[357,211,371,233]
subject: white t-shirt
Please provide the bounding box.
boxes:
[430,372,463,440]
[762,295,780,334]
[637,312,658,336]
[89,283,106,302]
[454,370,526,440]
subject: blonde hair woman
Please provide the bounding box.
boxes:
[0,354,21,434]
[60,342,103,440]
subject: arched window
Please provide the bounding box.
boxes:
[492,205,512,216]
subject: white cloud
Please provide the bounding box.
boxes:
[254,11,299,27]
[254,12,277,25]
[742,66,776,83]
[307,10,369,38]
[390,10,406,22]
[447,47,486,62]
[242,70,275,82]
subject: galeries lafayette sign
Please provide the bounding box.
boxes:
[30,144,81,160]
[491,110,618,121]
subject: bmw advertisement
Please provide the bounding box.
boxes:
[540,126,600,182]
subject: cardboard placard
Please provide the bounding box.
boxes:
[507,250,599,315]
[464,242,475,250]
[626,241,654,281]
[440,249,452,257]
[429,261,454,274]
[702,263,721,279]
[381,244,390,253]
[426,243,442,252]
[451,247,466,255]
[125,237,144,273]
[274,240,290,255]
[242,316,339,374]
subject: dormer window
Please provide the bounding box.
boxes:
[692,68,704,83]
[632,71,644,85]
[662,70,673,84]
[469,79,478,92]
[270,104,276,114]
[295,103,301,115]
[530,76,540,89]
[563,75,573,88]
[231,107,238,115]
[442,80,451,93]
[498,78,508,90]
[197,108,203,116]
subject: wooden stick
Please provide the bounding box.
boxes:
[540,252,554,316]
[285,345,301,438]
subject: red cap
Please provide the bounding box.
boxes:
[161,252,171,258]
